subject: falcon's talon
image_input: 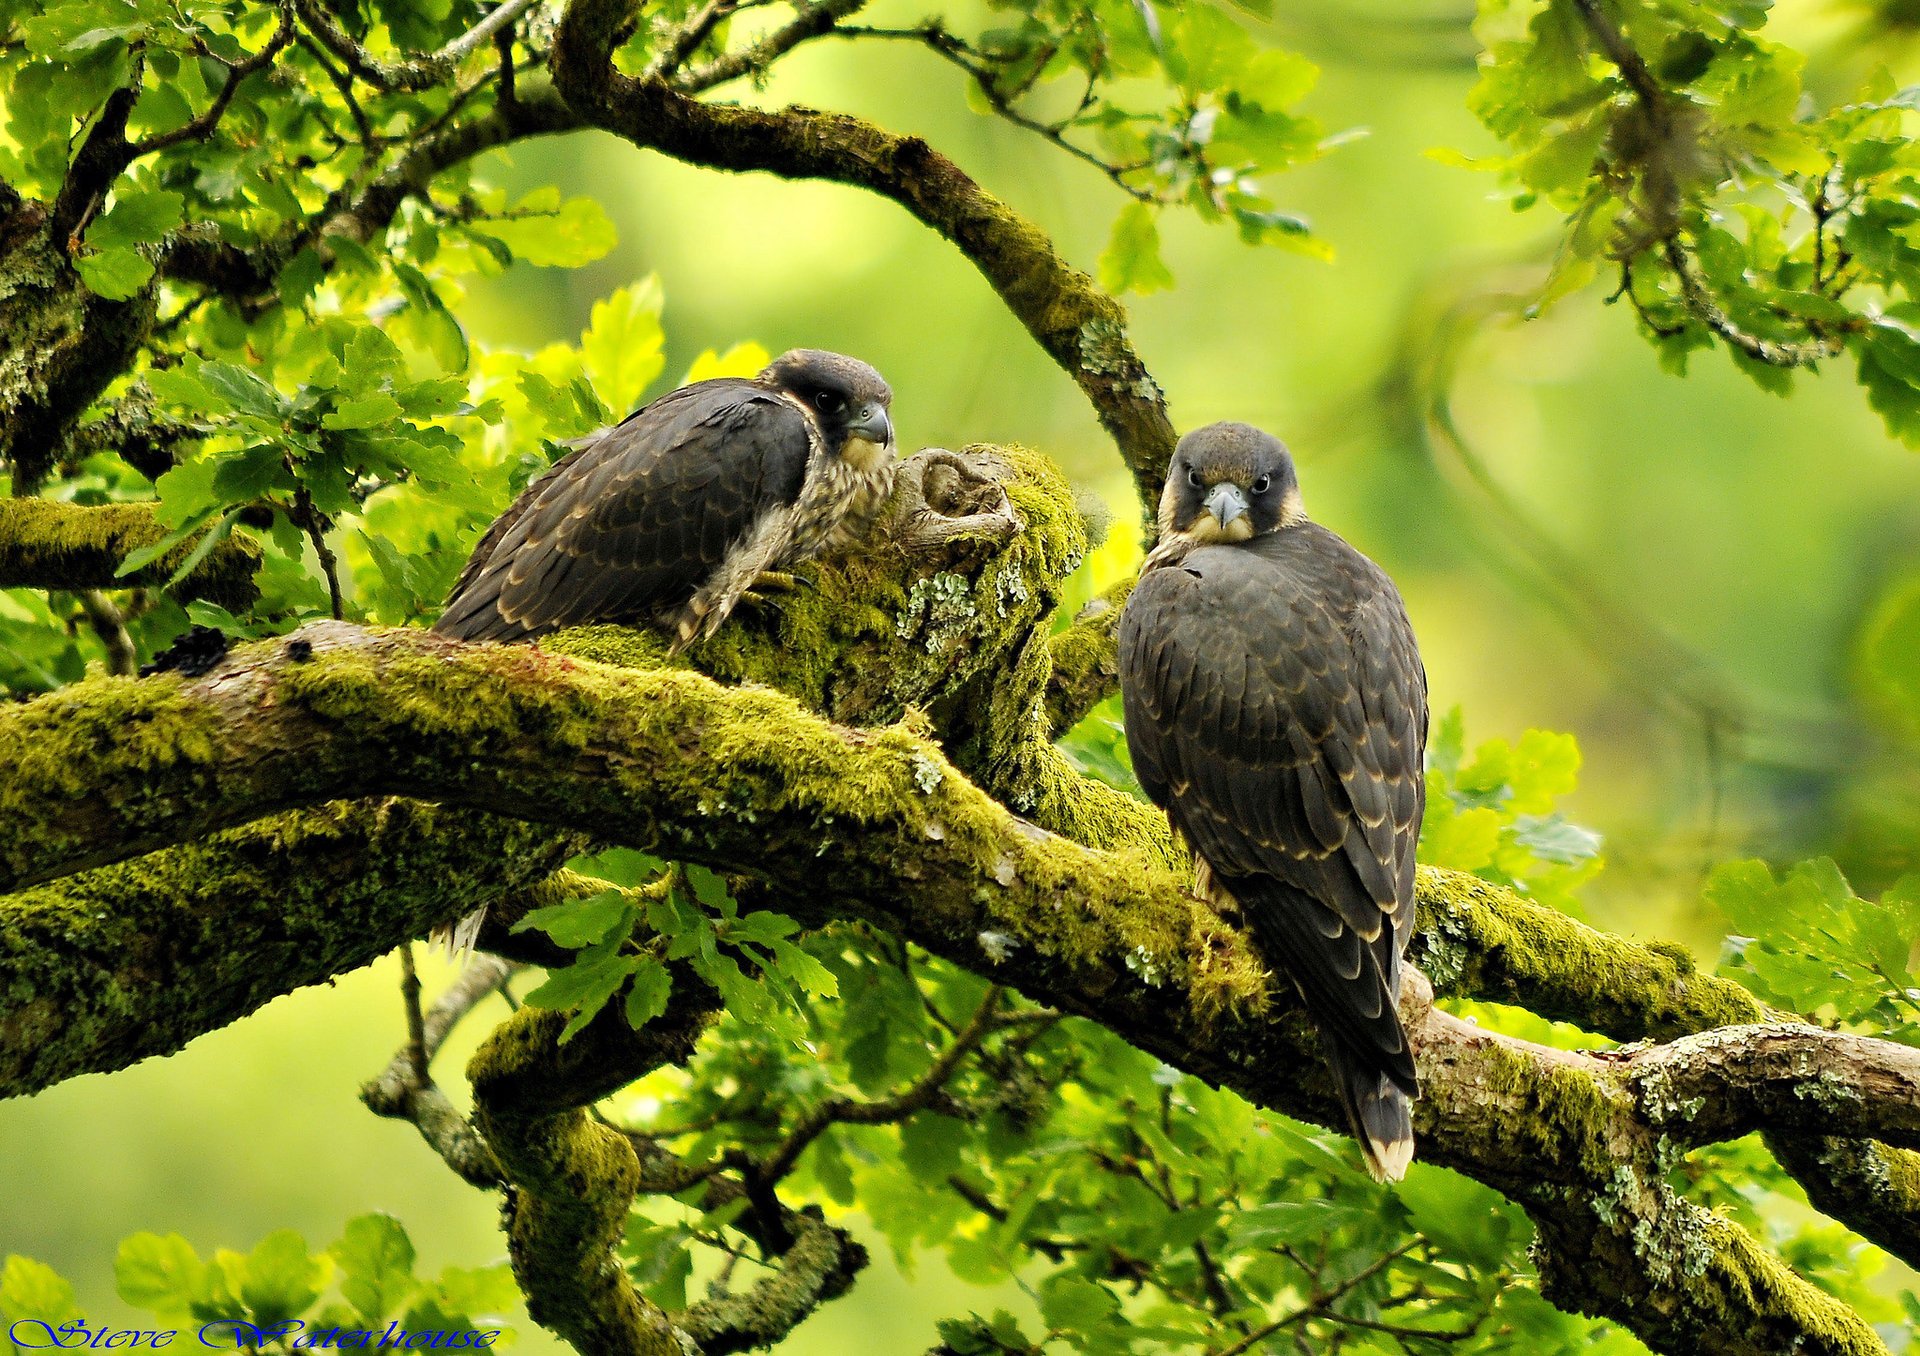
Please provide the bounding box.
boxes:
[750,569,809,594]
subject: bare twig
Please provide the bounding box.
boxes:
[362,952,518,1187]
[675,0,871,91]
[131,6,297,158]
[827,24,1155,202]
[1662,236,1851,366]
[73,590,137,676]
[398,942,429,1084]
[756,986,1005,1185]
[645,0,737,81]
[294,0,543,92]
[1209,1244,1416,1356]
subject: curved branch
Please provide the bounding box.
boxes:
[0,620,1898,1352]
[550,0,1175,511]
[1411,866,1767,1040]
[469,987,718,1356]
[1627,1024,1920,1152]
[676,0,871,91]
[0,499,261,609]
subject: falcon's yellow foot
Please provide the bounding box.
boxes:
[739,570,814,614]
[749,569,810,595]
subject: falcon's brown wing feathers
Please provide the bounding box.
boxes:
[1119,524,1427,1096]
[435,380,811,643]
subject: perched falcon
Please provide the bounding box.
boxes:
[1118,422,1428,1181]
[435,349,896,649]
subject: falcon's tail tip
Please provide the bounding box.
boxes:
[1331,1045,1417,1183]
[1361,1131,1415,1183]
[428,905,489,969]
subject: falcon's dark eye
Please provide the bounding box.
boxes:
[1252,474,1272,494]
[1186,467,1204,489]
[815,390,845,415]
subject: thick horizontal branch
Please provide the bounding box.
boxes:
[0,799,579,1099]
[551,0,1176,511]
[1410,866,1766,1040]
[1627,1024,1920,1152]
[0,499,261,609]
[0,621,1889,1355]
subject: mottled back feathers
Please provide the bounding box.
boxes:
[1119,514,1428,1177]
[436,380,812,644]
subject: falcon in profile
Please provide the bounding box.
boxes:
[435,349,896,649]
[1118,422,1428,1181]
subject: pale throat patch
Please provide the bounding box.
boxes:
[842,435,892,473]
[1181,513,1256,545]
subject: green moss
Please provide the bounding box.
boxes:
[0,799,576,1098]
[1412,865,1767,1042]
[0,499,261,607]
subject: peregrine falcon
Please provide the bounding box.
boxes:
[1117,422,1428,1181]
[435,349,896,649]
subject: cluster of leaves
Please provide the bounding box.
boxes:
[1710,856,1920,1045]
[601,931,1643,1355]
[0,1215,516,1355]
[1418,710,1602,915]
[1460,0,1920,445]
[513,855,835,1045]
[0,0,647,688]
[0,266,761,691]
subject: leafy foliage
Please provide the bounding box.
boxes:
[1420,709,1603,917]
[5,1,1920,1353]
[1711,856,1920,1044]
[609,933,1644,1355]
[515,859,837,1045]
[1,1216,516,1355]
[1462,0,1920,445]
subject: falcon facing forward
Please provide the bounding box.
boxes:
[435,349,896,649]
[1118,422,1428,1180]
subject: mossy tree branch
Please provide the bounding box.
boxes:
[0,615,1904,1354]
[470,985,721,1356]
[0,498,262,608]
[0,800,581,1098]
[1043,579,1131,736]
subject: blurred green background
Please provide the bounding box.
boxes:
[8,0,1920,1346]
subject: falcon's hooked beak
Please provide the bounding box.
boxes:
[1205,482,1248,528]
[842,403,894,472]
[1187,481,1254,544]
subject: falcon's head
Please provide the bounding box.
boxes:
[1159,421,1304,546]
[760,349,896,473]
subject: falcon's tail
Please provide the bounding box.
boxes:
[1328,1040,1414,1182]
[427,905,489,968]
